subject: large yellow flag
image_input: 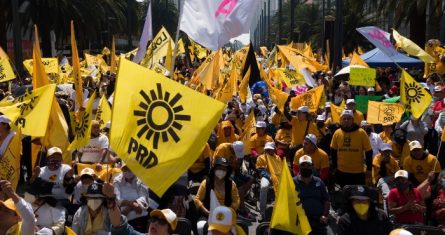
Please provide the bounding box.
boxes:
[110,36,117,73]
[0,57,15,82]
[32,25,50,88]
[0,129,21,190]
[392,29,435,63]
[366,101,405,124]
[239,67,251,103]
[140,26,174,67]
[23,58,59,75]
[270,159,311,234]
[42,100,70,164]
[68,92,96,151]
[290,85,324,112]
[268,85,289,113]
[275,68,305,88]
[71,21,84,109]
[110,58,225,196]
[195,50,222,90]
[0,84,55,136]
[400,70,432,118]
[349,52,369,67]
[239,111,256,154]
[95,95,112,129]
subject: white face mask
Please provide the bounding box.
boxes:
[214,169,227,179]
[87,199,102,211]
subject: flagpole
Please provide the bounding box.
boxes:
[170,0,184,78]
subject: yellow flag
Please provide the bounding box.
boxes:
[0,128,21,190]
[0,46,8,59]
[0,57,15,82]
[400,70,432,118]
[84,53,100,67]
[194,50,222,90]
[23,58,59,75]
[270,159,311,234]
[290,85,324,112]
[268,85,289,113]
[275,68,305,88]
[43,100,71,164]
[349,52,369,67]
[165,41,172,72]
[141,26,174,67]
[71,21,84,109]
[239,111,256,154]
[68,92,96,151]
[32,25,50,88]
[366,101,405,124]
[110,36,117,73]
[65,226,77,235]
[176,39,186,55]
[330,103,343,123]
[239,67,251,103]
[392,29,435,63]
[152,63,169,75]
[260,46,269,57]
[110,58,225,196]
[0,84,55,136]
[96,95,112,129]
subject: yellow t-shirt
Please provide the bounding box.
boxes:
[330,128,372,173]
[189,143,211,173]
[372,153,400,184]
[249,134,273,154]
[213,143,238,169]
[379,131,392,143]
[216,121,239,146]
[391,141,410,166]
[353,110,364,126]
[256,153,283,190]
[293,148,329,172]
[194,179,240,211]
[403,154,442,183]
[275,128,292,145]
[290,118,320,146]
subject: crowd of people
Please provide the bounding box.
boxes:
[0,44,445,235]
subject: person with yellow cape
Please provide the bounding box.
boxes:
[0,115,21,190]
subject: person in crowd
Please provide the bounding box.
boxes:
[390,128,411,166]
[0,115,21,190]
[361,121,383,157]
[194,157,240,235]
[249,121,273,157]
[337,185,392,235]
[315,114,331,153]
[403,140,441,186]
[213,141,244,170]
[217,120,239,146]
[398,115,428,145]
[432,86,445,125]
[76,120,110,169]
[330,110,373,187]
[294,156,331,235]
[72,182,111,235]
[293,134,329,182]
[428,170,445,227]
[284,105,319,151]
[372,143,400,195]
[345,99,364,126]
[188,143,211,183]
[0,180,36,235]
[388,170,426,225]
[256,142,283,220]
[31,191,65,235]
[73,167,97,205]
[379,122,394,143]
[208,206,246,235]
[113,164,150,232]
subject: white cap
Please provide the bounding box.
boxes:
[105,121,111,129]
[47,147,62,157]
[264,142,275,150]
[80,167,95,177]
[299,155,313,165]
[0,115,11,124]
[208,206,234,233]
[316,115,325,121]
[304,134,317,146]
[379,143,392,152]
[360,120,368,127]
[255,121,267,128]
[367,87,375,92]
[232,141,244,159]
[150,209,178,230]
[434,85,443,92]
[409,140,423,151]
[297,106,309,113]
[394,170,408,179]
[340,109,354,117]
[389,228,413,235]
[325,102,331,108]
[346,99,355,104]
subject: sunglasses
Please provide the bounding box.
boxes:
[149,216,168,226]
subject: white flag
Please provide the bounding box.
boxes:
[133,0,153,63]
[179,0,258,51]
[356,26,398,57]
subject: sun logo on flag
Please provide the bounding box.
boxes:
[133,83,191,149]
[74,112,90,138]
[404,82,424,104]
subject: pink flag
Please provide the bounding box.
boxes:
[356,26,398,57]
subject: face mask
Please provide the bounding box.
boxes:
[87,199,103,211]
[123,171,135,180]
[396,181,410,191]
[300,168,313,178]
[214,170,227,179]
[353,202,370,216]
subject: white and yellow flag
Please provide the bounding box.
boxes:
[366,101,405,124]
[0,57,15,82]
[111,58,225,196]
[400,70,432,118]
[68,92,96,151]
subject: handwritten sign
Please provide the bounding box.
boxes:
[349,67,376,87]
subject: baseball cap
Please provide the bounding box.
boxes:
[379,143,392,152]
[255,121,267,128]
[85,182,104,198]
[47,147,62,157]
[367,87,375,92]
[360,120,368,127]
[0,115,11,124]
[299,155,313,165]
[346,185,371,200]
[232,141,244,159]
[297,106,309,113]
[394,170,408,179]
[264,142,275,150]
[304,134,317,145]
[340,109,353,117]
[346,99,355,104]
[408,140,423,151]
[316,115,325,121]
[0,199,17,215]
[150,209,178,230]
[105,121,111,129]
[80,167,96,177]
[389,229,413,235]
[208,206,235,233]
[325,102,331,108]
[214,157,230,167]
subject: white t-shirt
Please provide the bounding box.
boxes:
[39,164,72,200]
[79,134,109,163]
[33,203,65,231]
[369,132,383,158]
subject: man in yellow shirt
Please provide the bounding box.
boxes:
[373,143,400,206]
[293,134,329,182]
[249,121,273,157]
[256,142,283,220]
[216,120,239,147]
[330,110,373,187]
[284,105,319,154]
[403,140,441,186]
[346,99,364,126]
